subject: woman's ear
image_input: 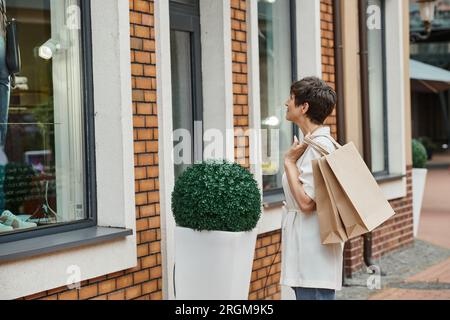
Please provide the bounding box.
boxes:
[301,102,310,115]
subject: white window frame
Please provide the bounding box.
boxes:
[0,0,137,300]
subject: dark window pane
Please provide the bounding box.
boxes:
[171,30,194,179]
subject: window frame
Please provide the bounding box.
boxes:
[259,0,298,204]
[359,0,390,176]
[0,0,97,244]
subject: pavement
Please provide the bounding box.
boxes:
[416,167,450,249]
[337,166,450,300]
[369,257,450,300]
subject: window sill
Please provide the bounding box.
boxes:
[374,173,406,183]
[0,227,133,263]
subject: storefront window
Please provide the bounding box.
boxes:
[258,0,294,193]
[0,0,92,237]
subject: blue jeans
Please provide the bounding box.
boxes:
[292,287,336,301]
[0,35,10,147]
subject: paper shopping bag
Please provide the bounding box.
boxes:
[312,159,348,244]
[305,135,396,240]
[318,158,368,239]
[324,142,396,233]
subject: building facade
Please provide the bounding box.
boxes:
[0,0,413,300]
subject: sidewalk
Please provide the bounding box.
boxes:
[338,167,450,300]
[415,167,450,249]
[368,167,450,300]
[368,257,450,300]
[337,239,450,300]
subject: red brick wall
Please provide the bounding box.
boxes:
[22,0,163,301]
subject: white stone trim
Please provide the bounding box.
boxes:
[154,0,176,301]
[247,0,264,231]
[296,0,323,79]
[200,0,235,162]
[0,0,137,300]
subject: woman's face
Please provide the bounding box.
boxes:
[285,94,303,123]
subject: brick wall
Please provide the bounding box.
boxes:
[249,231,282,300]
[321,0,338,139]
[22,0,163,301]
[232,0,250,168]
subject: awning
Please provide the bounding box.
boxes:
[410,59,450,93]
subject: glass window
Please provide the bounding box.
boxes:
[171,30,195,179]
[365,0,389,174]
[0,0,93,237]
[170,0,203,180]
[258,0,294,192]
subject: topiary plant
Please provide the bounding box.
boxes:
[171,160,262,232]
[412,139,428,169]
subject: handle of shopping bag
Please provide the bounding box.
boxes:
[304,135,342,156]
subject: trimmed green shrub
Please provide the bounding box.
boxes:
[412,139,428,169]
[171,160,262,232]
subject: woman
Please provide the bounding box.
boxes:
[280,76,344,301]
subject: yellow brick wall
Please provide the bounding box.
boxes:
[232,0,250,168]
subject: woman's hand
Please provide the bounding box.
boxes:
[284,134,310,166]
[283,133,316,214]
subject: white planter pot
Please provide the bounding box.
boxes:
[412,168,428,237]
[174,226,258,300]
